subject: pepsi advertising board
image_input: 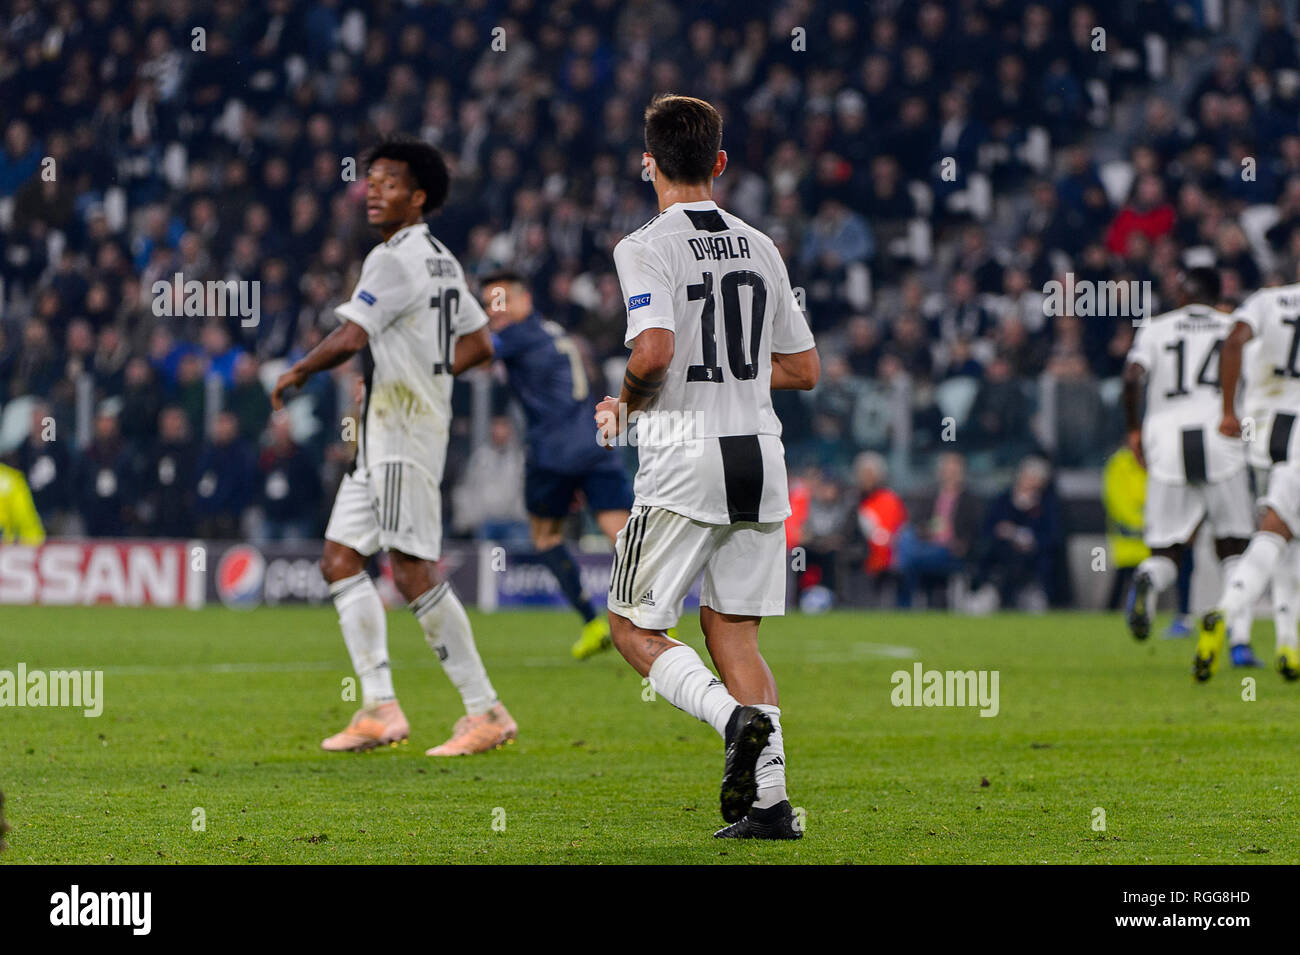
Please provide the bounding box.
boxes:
[204,540,479,610]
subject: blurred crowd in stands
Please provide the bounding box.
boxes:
[1,0,1298,608]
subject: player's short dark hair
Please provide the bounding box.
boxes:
[479,269,528,290]
[364,136,450,213]
[644,95,723,185]
[1182,266,1221,302]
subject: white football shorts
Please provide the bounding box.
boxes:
[1144,468,1254,548]
[606,504,788,630]
[325,459,443,561]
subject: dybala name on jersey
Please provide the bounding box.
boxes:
[688,235,752,261]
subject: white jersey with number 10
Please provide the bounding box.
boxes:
[612,199,816,526]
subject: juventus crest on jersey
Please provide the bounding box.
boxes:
[1126,304,1246,485]
[611,200,815,525]
[1237,282,1300,469]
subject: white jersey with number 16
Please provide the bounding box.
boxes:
[334,221,488,477]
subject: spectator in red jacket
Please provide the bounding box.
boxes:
[855,452,907,574]
[785,471,812,551]
[1105,174,1175,255]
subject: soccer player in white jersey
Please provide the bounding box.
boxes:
[595,96,820,839]
[1121,268,1257,671]
[1239,331,1300,679]
[271,138,517,754]
[1197,275,1300,681]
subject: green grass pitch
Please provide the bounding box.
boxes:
[2,605,1297,864]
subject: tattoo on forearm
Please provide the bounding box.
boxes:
[624,368,665,400]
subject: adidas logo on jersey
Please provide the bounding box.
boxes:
[639,590,655,606]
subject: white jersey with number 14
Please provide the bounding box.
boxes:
[1126,304,1245,484]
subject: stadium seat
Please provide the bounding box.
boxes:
[934,376,980,429]
[1099,160,1135,208]
[0,395,36,456]
[1239,204,1281,271]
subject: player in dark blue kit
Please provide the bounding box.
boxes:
[481,272,634,659]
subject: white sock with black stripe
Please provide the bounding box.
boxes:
[647,644,739,737]
[411,582,498,716]
[752,703,788,809]
[330,571,395,707]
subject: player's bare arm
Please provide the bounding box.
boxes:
[771,347,820,391]
[620,327,674,413]
[595,327,674,444]
[1217,319,1253,437]
[451,326,494,375]
[1121,361,1146,469]
[271,320,370,410]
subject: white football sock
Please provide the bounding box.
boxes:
[647,644,740,738]
[752,703,788,809]
[1273,546,1300,652]
[411,582,497,716]
[1222,532,1286,620]
[1136,554,1178,616]
[330,571,395,708]
[1222,556,1253,646]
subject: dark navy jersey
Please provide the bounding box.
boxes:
[493,314,613,474]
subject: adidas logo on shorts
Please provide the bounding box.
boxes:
[639,589,656,606]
